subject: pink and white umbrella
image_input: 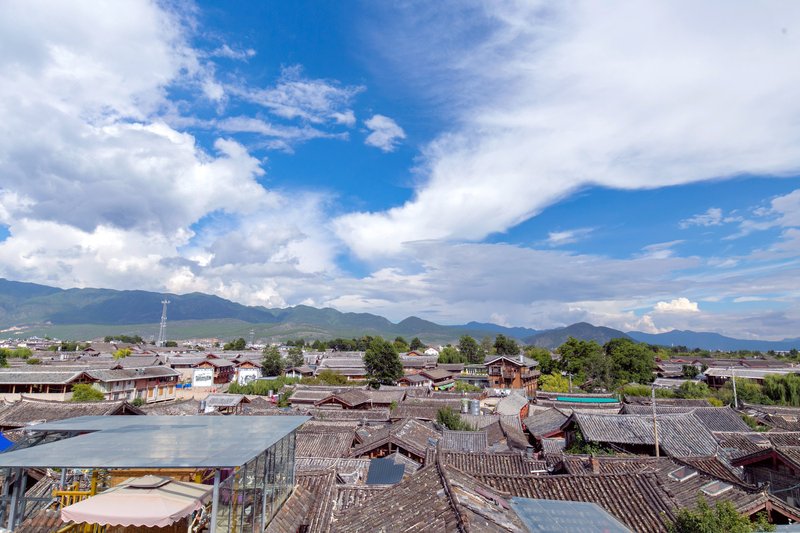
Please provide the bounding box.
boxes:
[61,475,212,528]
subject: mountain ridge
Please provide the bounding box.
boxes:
[0,278,797,350]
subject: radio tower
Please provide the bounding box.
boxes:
[156,299,170,347]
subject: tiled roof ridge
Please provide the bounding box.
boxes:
[434,449,468,533]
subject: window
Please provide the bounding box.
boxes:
[700,481,732,496]
[668,466,698,482]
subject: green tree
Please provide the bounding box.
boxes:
[667,498,773,533]
[25,358,42,365]
[603,338,655,387]
[364,337,403,387]
[393,336,410,352]
[539,372,570,393]
[458,335,481,364]
[409,337,424,351]
[286,346,305,368]
[558,337,604,384]
[436,407,475,431]
[71,384,105,402]
[164,340,178,347]
[762,373,800,406]
[316,369,348,385]
[494,334,520,356]
[131,397,145,407]
[438,346,466,364]
[113,348,131,360]
[479,336,494,357]
[311,340,326,351]
[0,350,7,368]
[261,346,284,377]
[223,337,247,351]
[677,381,711,399]
[525,346,555,374]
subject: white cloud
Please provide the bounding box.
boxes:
[653,298,700,314]
[232,65,364,125]
[0,0,344,310]
[364,114,406,152]
[546,227,593,246]
[337,2,800,257]
[680,208,723,228]
[208,44,256,60]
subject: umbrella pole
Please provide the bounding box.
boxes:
[210,470,220,533]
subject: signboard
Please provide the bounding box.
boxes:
[237,368,260,385]
[192,368,214,388]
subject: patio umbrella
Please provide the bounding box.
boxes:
[61,475,213,528]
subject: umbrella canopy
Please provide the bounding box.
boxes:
[61,475,213,528]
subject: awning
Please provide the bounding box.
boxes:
[61,475,212,528]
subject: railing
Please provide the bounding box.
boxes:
[53,472,105,533]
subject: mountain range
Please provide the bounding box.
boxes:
[0,278,797,351]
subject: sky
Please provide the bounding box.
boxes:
[0,0,799,339]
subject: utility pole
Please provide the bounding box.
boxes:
[156,299,170,347]
[652,386,660,458]
[731,366,738,410]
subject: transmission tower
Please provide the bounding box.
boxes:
[156,299,170,347]
[249,329,255,348]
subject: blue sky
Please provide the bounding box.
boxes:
[0,1,799,339]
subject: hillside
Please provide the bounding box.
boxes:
[1,278,797,350]
[525,322,631,349]
[627,330,800,352]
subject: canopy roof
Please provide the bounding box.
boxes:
[61,476,212,528]
[0,415,308,468]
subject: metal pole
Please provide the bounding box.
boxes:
[652,386,660,458]
[731,367,738,410]
[568,373,572,394]
[59,469,67,490]
[210,469,221,533]
[7,469,20,530]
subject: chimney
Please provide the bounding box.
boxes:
[525,446,534,458]
[589,455,600,475]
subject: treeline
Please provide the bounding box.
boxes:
[286,336,426,353]
[103,335,144,344]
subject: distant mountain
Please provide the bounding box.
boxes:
[462,322,539,339]
[1,278,796,350]
[525,322,631,349]
[0,278,532,342]
[627,330,800,352]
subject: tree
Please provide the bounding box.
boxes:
[525,346,555,374]
[164,340,178,347]
[71,384,105,402]
[393,336,410,352]
[438,346,465,364]
[113,348,131,360]
[480,336,494,357]
[458,335,481,364]
[409,337,424,351]
[762,373,800,406]
[603,338,655,387]
[363,337,403,387]
[223,338,247,351]
[677,381,711,399]
[539,372,570,393]
[286,346,305,368]
[667,498,773,533]
[557,337,604,381]
[437,407,475,431]
[316,369,348,385]
[261,346,284,377]
[311,339,326,351]
[494,334,520,356]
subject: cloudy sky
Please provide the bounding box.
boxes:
[1,1,799,339]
